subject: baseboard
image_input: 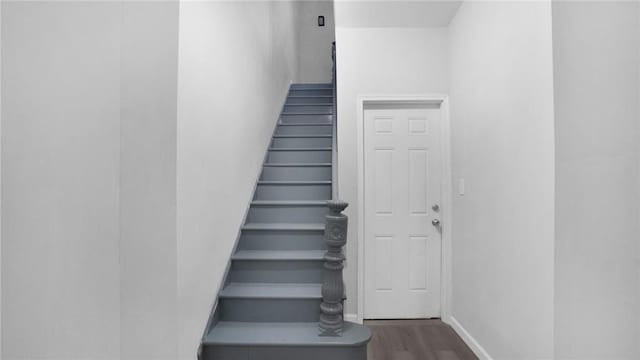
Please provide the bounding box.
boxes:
[344,313,361,324]
[447,316,494,360]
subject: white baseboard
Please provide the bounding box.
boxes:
[344,313,361,324]
[447,316,493,360]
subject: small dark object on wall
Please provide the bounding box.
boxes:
[318,16,325,27]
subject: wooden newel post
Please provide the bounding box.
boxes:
[319,200,348,336]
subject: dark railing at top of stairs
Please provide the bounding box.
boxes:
[319,41,349,337]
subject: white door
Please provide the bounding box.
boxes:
[363,104,442,319]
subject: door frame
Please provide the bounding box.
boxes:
[355,94,452,323]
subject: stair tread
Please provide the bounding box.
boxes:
[272,135,332,138]
[258,180,331,185]
[251,200,327,206]
[242,223,325,231]
[278,123,332,126]
[220,282,321,299]
[291,83,332,86]
[282,112,332,115]
[204,321,372,346]
[263,163,331,167]
[288,95,332,98]
[285,101,332,104]
[269,147,332,151]
[233,250,325,261]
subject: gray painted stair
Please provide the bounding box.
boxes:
[271,135,332,148]
[261,163,331,181]
[200,84,370,360]
[280,114,332,123]
[275,124,332,135]
[286,96,333,104]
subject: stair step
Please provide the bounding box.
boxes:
[272,136,332,148]
[290,83,332,90]
[276,124,332,135]
[273,135,332,138]
[251,200,327,205]
[233,250,325,261]
[254,180,331,200]
[282,111,332,115]
[267,149,332,163]
[269,147,332,151]
[286,96,333,105]
[263,162,331,167]
[220,282,321,299]
[290,89,333,97]
[218,283,322,322]
[284,103,333,107]
[280,114,332,124]
[278,123,332,126]
[260,164,331,181]
[242,223,325,231]
[247,199,328,223]
[204,321,372,347]
[257,180,331,186]
[238,226,326,251]
[229,258,323,283]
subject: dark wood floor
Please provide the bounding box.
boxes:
[366,319,478,360]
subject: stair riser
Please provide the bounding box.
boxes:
[276,125,332,135]
[219,298,320,322]
[280,114,332,123]
[238,230,326,251]
[261,166,331,181]
[283,105,332,113]
[286,97,333,105]
[202,345,367,360]
[271,137,332,148]
[229,260,323,283]
[254,184,331,201]
[290,83,332,90]
[247,206,328,223]
[267,150,331,163]
[290,89,333,96]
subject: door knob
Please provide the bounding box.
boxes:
[432,219,441,227]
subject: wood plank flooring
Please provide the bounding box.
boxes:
[365,319,478,360]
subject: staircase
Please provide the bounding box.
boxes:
[199,83,371,360]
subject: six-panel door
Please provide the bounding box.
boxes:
[363,104,442,319]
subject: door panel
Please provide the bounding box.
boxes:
[364,105,442,319]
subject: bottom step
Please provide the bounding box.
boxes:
[202,321,371,360]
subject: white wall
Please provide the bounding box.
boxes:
[334,0,460,28]
[1,3,3,356]
[334,26,449,316]
[552,2,640,359]
[119,2,179,359]
[2,2,181,359]
[448,2,555,359]
[176,2,299,358]
[1,2,122,358]
[296,0,335,83]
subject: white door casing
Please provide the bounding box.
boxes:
[363,103,442,319]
